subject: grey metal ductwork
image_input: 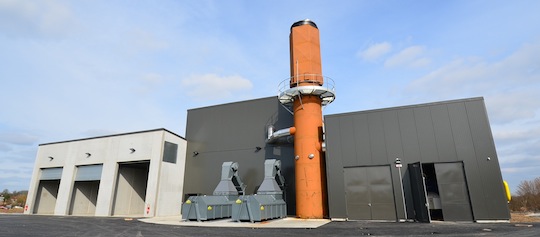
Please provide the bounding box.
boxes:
[266,126,295,143]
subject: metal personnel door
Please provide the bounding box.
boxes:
[344,166,396,220]
[408,162,430,222]
[434,162,473,221]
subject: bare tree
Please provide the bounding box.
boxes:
[514,177,540,212]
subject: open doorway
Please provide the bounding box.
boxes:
[112,161,150,216]
[422,163,443,221]
[34,167,63,214]
[69,164,103,216]
[33,180,60,214]
[409,162,473,222]
[69,181,100,215]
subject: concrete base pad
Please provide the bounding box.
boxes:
[139,216,330,228]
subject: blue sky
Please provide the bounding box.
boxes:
[1,0,539,194]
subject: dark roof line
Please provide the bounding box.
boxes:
[39,128,185,146]
[187,96,277,111]
[325,97,485,118]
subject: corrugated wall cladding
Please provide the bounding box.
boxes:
[324,97,510,220]
[183,97,296,214]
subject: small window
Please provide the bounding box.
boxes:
[163,141,178,163]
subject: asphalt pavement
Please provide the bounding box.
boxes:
[0,214,539,237]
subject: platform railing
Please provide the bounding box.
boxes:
[278,74,335,97]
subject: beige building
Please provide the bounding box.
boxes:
[24,128,186,217]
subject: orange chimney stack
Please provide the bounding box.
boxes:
[277,19,335,219]
[290,20,324,87]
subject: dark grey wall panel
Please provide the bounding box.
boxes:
[354,114,371,167]
[397,109,422,167]
[183,97,296,214]
[381,110,407,219]
[368,113,387,164]
[447,102,487,218]
[397,109,421,219]
[323,116,347,218]
[382,110,404,163]
[465,100,510,219]
[413,107,439,163]
[338,116,357,167]
[430,105,458,162]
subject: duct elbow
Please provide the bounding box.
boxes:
[266,126,296,143]
[289,127,296,135]
[267,125,275,140]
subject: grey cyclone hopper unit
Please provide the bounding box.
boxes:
[213,161,247,196]
[182,161,246,221]
[232,159,287,222]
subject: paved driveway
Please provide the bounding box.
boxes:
[0,215,538,237]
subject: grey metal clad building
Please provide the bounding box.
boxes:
[324,97,510,222]
[181,96,510,222]
[182,97,297,214]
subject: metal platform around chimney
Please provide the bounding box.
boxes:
[277,76,336,107]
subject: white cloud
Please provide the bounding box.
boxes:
[487,91,539,123]
[0,132,38,146]
[181,74,253,101]
[130,29,169,52]
[494,127,540,144]
[502,166,540,174]
[80,129,122,139]
[0,0,75,38]
[358,42,392,62]
[405,41,540,123]
[142,73,163,84]
[134,73,165,95]
[0,143,11,152]
[0,160,34,189]
[384,45,431,68]
[408,58,485,93]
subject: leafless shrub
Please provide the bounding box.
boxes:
[511,177,540,212]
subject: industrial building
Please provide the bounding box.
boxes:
[25,19,510,222]
[182,96,510,222]
[24,129,186,217]
[324,97,509,221]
